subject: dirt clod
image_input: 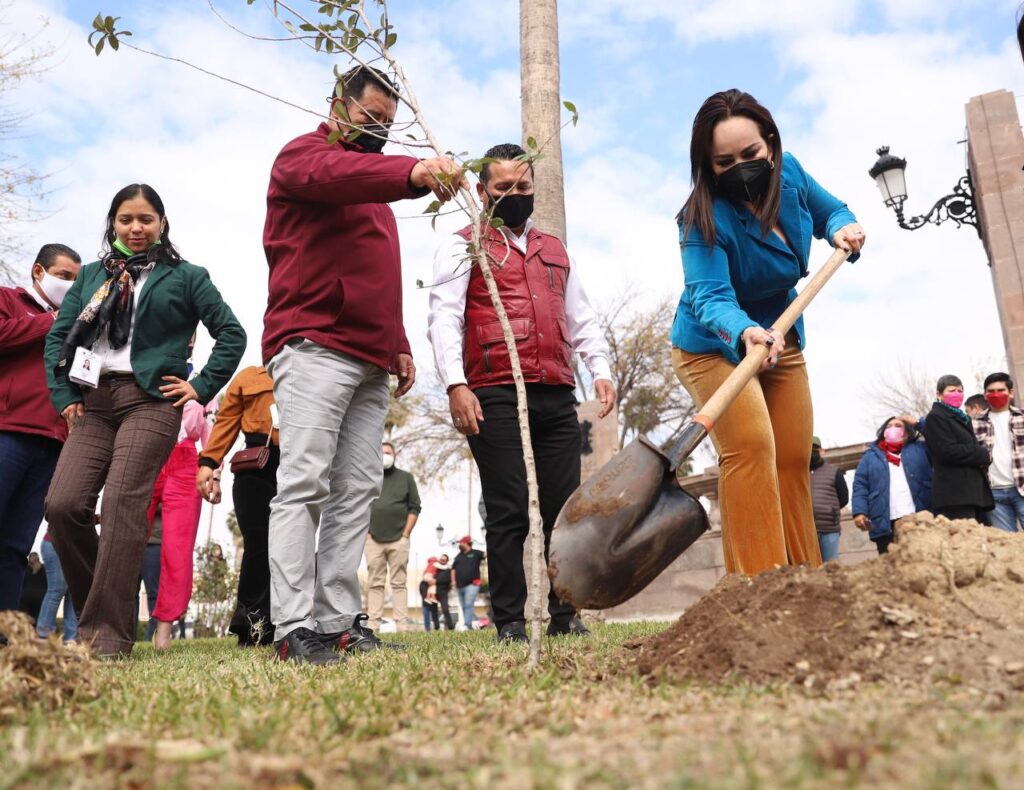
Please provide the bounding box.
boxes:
[633,515,1024,693]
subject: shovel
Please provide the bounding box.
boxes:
[549,247,851,609]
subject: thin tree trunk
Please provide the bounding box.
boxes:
[520,0,565,668]
[376,40,547,670]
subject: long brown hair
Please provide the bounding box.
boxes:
[677,89,783,248]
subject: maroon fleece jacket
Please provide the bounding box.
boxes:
[0,286,66,442]
[262,123,428,371]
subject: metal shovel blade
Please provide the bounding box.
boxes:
[548,433,710,610]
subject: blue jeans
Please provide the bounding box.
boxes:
[457,584,479,629]
[817,531,841,562]
[989,488,1024,533]
[0,432,62,611]
[36,539,77,640]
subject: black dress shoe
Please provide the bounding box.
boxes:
[546,615,591,637]
[275,627,342,665]
[497,621,529,644]
[319,614,404,654]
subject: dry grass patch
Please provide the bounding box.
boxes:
[0,611,98,722]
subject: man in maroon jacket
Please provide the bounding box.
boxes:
[0,243,81,618]
[427,144,616,643]
[262,65,464,664]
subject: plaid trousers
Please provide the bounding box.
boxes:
[45,376,181,657]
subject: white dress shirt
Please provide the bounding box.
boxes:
[91,264,155,374]
[427,219,612,391]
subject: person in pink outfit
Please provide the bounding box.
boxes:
[148,395,211,649]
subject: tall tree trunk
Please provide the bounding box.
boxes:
[521,0,566,244]
[520,0,565,666]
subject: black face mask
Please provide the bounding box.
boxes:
[352,123,389,154]
[810,449,821,467]
[716,158,772,203]
[488,192,534,229]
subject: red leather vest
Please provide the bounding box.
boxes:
[457,224,576,390]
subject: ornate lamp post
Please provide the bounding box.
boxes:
[435,523,444,545]
[868,146,980,237]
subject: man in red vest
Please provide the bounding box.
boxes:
[427,143,615,643]
[0,244,81,627]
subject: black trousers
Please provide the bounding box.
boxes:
[436,585,455,630]
[934,505,986,522]
[467,384,581,631]
[229,448,277,645]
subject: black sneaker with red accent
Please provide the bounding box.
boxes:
[275,627,343,665]
[319,614,405,654]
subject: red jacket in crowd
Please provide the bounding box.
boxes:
[262,123,428,372]
[456,224,577,390]
[0,286,67,442]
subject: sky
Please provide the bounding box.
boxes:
[6,0,1024,577]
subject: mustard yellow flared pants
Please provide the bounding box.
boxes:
[672,336,822,575]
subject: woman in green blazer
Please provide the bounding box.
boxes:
[43,183,245,658]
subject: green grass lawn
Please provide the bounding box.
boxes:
[3,622,1023,789]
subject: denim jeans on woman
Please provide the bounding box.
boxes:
[36,539,77,641]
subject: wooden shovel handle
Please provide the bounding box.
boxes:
[692,247,851,431]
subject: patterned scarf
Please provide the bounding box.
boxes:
[55,240,160,378]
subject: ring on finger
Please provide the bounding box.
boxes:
[454,417,463,426]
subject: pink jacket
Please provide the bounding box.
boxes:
[178,400,212,449]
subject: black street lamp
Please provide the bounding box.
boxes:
[868,146,980,237]
[435,523,444,545]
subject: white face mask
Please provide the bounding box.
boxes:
[36,271,74,308]
[383,453,395,470]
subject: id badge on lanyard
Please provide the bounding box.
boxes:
[69,347,102,388]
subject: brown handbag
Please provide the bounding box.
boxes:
[229,431,272,473]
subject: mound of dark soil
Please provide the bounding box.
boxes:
[632,515,1024,692]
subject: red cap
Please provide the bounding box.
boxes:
[459,535,472,545]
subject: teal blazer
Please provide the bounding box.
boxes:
[45,258,246,415]
[671,152,858,362]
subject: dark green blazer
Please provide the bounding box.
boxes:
[45,258,246,415]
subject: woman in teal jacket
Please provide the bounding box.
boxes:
[43,183,245,658]
[671,89,865,576]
